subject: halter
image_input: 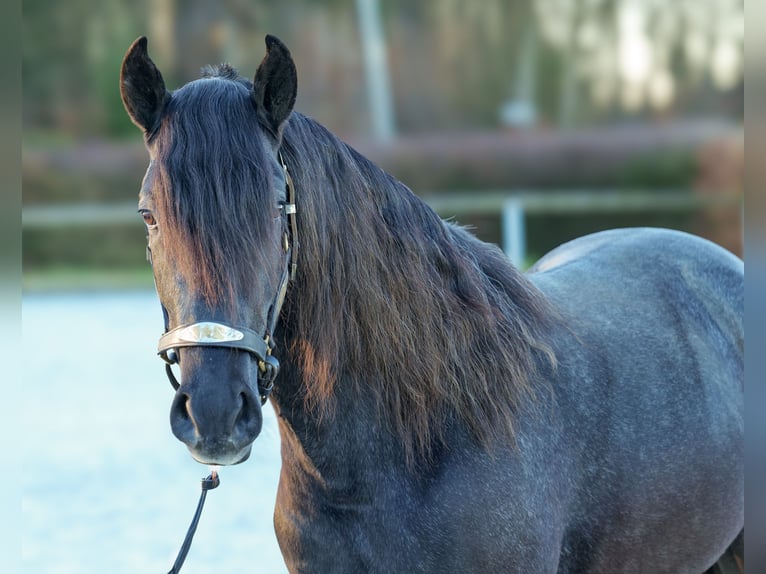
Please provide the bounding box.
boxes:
[150,152,297,404]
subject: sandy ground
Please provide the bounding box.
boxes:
[22,290,288,573]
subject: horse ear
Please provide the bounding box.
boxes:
[252,35,297,139]
[120,36,170,134]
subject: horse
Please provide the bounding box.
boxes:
[120,35,744,573]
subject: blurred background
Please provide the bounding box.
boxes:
[21,1,744,572]
[23,0,743,286]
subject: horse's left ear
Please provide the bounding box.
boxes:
[252,35,297,140]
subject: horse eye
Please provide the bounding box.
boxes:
[140,210,157,227]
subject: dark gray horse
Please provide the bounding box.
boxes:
[120,35,744,573]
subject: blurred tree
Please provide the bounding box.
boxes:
[23,0,148,138]
[535,0,744,123]
[22,0,743,140]
[385,0,538,131]
[24,0,90,135]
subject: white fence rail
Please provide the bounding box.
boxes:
[24,189,741,266]
[421,189,741,266]
[22,202,141,228]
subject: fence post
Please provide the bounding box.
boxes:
[502,197,526,267]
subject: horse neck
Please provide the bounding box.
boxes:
[271,364,409,490]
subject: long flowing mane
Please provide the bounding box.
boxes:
[279,114,557,466]
[154,66,557,466]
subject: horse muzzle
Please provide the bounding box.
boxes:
[168,347,264,465]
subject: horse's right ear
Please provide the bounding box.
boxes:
[120,36,170,134]
[252,35,297,140]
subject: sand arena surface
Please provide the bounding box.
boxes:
[22,291,288,573]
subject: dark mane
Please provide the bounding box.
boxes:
[278,114,557,466]
[154,69,556,465]
[200,63,245,83]
[152,71,281,308]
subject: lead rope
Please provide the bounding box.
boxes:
[167,468,221,573]
[160,154,295,572]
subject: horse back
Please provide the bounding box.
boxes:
[530,227,743,373]
[527,228,743,572]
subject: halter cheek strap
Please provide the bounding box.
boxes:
[152,153,297,404]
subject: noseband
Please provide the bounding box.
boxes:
[151,153,297,404]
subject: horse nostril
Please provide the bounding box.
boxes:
[174,392,192,421]
[234,392,253,427]
[170,392,198,446]
[232,390,262,446]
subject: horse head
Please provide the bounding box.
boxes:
[120,36,297,465]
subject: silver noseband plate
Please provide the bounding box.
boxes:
[175,322,245,344]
